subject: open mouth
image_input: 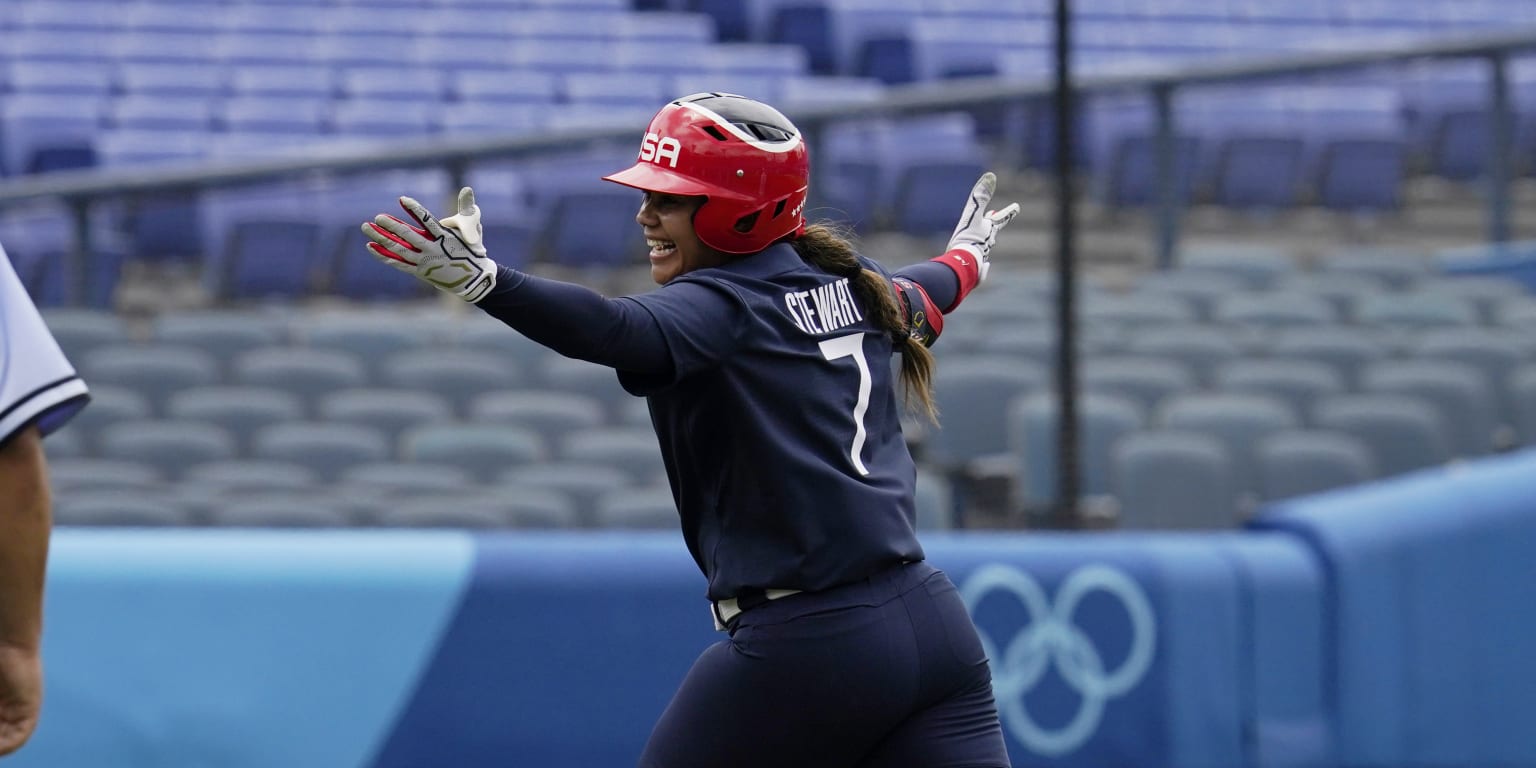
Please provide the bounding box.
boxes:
[647,239,677,258]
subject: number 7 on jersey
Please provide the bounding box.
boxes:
[818,333,872,476]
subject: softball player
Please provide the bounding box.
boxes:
[364,93,1017,768]
[0,243,90,756]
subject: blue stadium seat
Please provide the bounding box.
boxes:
[497,461,633,526]
[1254,430,1376,502]
[1410,275,1530,323]
[78,345,222,413]
[299,314,442,363]
[209,219,325,300]
[1359,359,1499,457]
[615,11,718,46]
[560,72,671,108]
[206,498,355,528]
[1110,430,1238,529]
[1314,138,1406,211]
[400,424,545,481]
[1268,325,1391,389]
[889,159,990,236]
[60,385,152,452]
[114,62,227,99]
[1310,393,1452,478]
[443,70,560,104]
[1080,355,1196,414]
[47,458,164,495]
[380,350,525,416]
[1123,325,1245,385]
[592,487,678,530]
[252,423,392,481]
[311,32,411,68]
[165,386,307,453]
[1353,291,1479,329]
[182,459,320,499]
[106,96,217,132]
[453,322,556,369]
[53,491,196,527]
[1082,292,1199,328]
[40,308,131,360]
[1009,390,1145,509]
[0,94,102,176]
[232,346,369,405]
[535,356,633,415]
[6,59,114,98]
[417,38,518,71]
[318,389,454,444]
[6,32,113,64]
[97,420,239,481]
[337,461,477,499]
[926,356,1048,467]
[1210,291,1337,329]
[110,32,219,65]
[1177,244,1296,289]
[507,40,620,73]
[329,100,439,137]
[1132,269,1250,321]
[470,390,608,445]
[217,97,331,135]
[337,67,447,102]
[1213,359,1346,423]
[151,310,289,366]
[1315,246,1434,288]
[560,427,666,484]
[226,65,335,99]
[14,3,118,34]
[372,495,555,530]
[1156,391,1299,498]
[1270,271,1389,318]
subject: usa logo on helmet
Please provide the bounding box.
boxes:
[639,133,681,168]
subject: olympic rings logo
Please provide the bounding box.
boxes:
[959,564,1157,756]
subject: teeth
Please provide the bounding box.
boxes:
[647,239,675,249]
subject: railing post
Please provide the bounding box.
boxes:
[66,196,92,306]
[1153,83,1180,270]
[1487,51,1512,245]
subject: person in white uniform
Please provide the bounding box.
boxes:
[0,242,89,756]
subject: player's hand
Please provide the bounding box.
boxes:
[363,186,497,303]
[946,172,1020,283]
[0,646,42,756]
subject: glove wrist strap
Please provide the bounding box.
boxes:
[932,249,982,307]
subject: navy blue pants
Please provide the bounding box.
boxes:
[639,561,1011,768]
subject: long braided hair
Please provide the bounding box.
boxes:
[790,223,939,422]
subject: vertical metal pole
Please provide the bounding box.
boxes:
[1153,84,1180,270]
[1487,52,1511,245]
[66,197,92,306]
[1052,0,1081,529]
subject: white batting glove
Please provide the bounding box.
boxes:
[946,172,1021,283]
[363,186,497,303]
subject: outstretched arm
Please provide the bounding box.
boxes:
[475,267,673,373]
[886,172,1020,346]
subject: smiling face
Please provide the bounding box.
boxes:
[637,192,728,285]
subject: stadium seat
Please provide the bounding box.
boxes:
[1213,359,1347,422]
[1081,292,1199,328]
[1353,291,1479,329]
[181,460,320,500]
[443,69,560,104]
[1255,430,1377,502]
[6,59,114,98]
[47,458,164,495]
[1110,430,1238,529]
[1080,355,1196,414]
[1177,244,1296,289]
[469,390,608,445]
[536,356,634,415]
[78,345,222,413]
[232,347,369,405]
[298,315,442,363]
[110,32,219,64]
[336,66,447,102]
[218,97,331,135]
[97,420,239,481]
[1156,392,1299,498]
[1315,246,1434,288]
[1359,360,1499,457]
[0,94,102,177]
[560,427,667,484]
[1409,327,1531,414]
[592,487,678,529]
[1209,291,1338,329]
[106,96,217,132]
[1207,136,1306,210]
[318,388,454,444]
[379,350,525,416]
[1310,393,1452,478]
[151,311,289,366]
[889,159,993,236]
[1123,325,1245,385]
[1270,271,1389,319]
[41,427,84,460]
[496,461,633,526]
[165,386,307,453]
[560,72,671,108]
[337,461,477,500]
[205,498,355,528]
[372,495,555,530]
[1268,326,1392,389]
[58,385,152,451]
[1008,391,1145,509]
[455,319,556,368]
[914,468,955,530]
[1410,276,1530,324]
[926,356,1049,467]
[329,100,439,137]
[39,309,131,361]
[251,423,392,481]
[1133,269,1250,321]
[538,190,648,268]
[53,491,195,527]
[400,424,545,481]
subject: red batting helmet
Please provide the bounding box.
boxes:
[603,92,809,255]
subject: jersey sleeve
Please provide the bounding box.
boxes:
[614,277,748,396]
[475,266,673,373]
[0,247,89,447]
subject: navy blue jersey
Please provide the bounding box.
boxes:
[616,244,923,600]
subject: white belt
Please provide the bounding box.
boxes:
[711,588,802,631]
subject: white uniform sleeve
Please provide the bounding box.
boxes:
[0,244,89,446]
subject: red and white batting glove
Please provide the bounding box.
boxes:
[362,186,498,303]
[933,172,1021,299]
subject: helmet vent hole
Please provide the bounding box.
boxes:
[702,126,729,142]
[772,200,786,218]
[734,212,760,234]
